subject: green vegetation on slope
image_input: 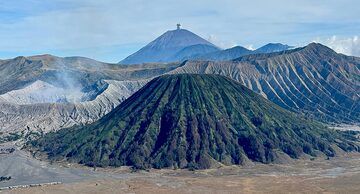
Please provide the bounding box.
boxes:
[30,74,359,169]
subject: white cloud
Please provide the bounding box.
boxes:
[313,36,360,57]
[245,44,255,51]
[207,34,237,49]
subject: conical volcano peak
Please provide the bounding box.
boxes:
[147,28,215,49]
[119,26,218,64]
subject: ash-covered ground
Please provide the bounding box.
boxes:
[1,141,360,193]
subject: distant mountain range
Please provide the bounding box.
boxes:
[119,27,293,64]
[30,74,359,169]
[0,42,359,137]
[187,43,294,61]
[188,46,253,61]
[254,43,293,54]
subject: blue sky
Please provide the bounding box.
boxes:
[0,0,359,62]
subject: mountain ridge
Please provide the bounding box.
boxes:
[169,43,360,123]
[254,43,293,54]
[188,43,294,61]
[187,46,253,61]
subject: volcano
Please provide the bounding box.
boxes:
[31,74,359,169]
[119,26,219,64]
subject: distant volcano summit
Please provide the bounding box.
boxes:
[119,25,219,64]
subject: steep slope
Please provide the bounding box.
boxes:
[31,74,359,169]
[119,28,217,64]
[254,43,293,54]
[169,43,360,123]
